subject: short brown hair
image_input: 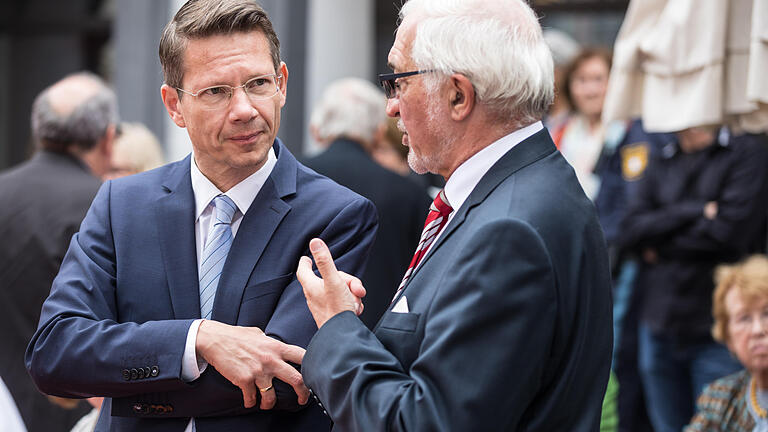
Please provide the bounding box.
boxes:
[159,0,281,89]
[712,255,768,343]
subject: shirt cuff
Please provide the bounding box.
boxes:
[181,319,208,382]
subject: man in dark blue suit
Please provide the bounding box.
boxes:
[26,1,377,431]
[296,0,613,430]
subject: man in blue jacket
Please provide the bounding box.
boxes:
[26,1,377,431]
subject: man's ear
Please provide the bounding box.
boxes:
[278,62,289,108]
[448,73,475,121]
[161,84,186,128]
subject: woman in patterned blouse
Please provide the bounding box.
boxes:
[686,255,768,432]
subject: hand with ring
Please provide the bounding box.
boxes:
[195,321,308,409]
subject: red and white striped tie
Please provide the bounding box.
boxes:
[393,189,453,302]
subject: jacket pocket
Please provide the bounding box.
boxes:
[378,312,420,333]
[241,273,293,303]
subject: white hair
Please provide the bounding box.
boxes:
[400,0,554,126]
[310,78,387,144]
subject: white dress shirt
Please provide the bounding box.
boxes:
[181,147,277,431]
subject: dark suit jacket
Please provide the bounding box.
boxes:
[26,140,378,432]
[0,151,99,432]
[303,129,613,431]
[303,139,431,328]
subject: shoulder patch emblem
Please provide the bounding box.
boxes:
[621,142,649,181]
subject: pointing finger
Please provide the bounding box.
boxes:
[308,238,342,286]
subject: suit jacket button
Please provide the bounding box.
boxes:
[137,368,145,379]
[132,403,144,413]
[150,366,159,377]
[143,367,151,378]
[165,404,174,413]
[130,368,138,380]
[122,369,130,381]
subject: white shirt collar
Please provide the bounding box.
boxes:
[190,146,277,221]
[443,121,543,213]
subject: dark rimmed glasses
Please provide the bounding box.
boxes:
[175,73,283,110]
[378,70,433,99]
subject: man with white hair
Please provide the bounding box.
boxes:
[296,0,613,430]
[304,78,431,328]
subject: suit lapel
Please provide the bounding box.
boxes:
[210,140,296,325]
[155,156,201,319]
[210,178,290,325]
[401,128,557,288]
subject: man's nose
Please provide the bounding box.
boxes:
[228,87,257,122]
[385,96,400,118]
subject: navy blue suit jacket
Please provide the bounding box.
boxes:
[26,140,378,432]
[303,129,613,431]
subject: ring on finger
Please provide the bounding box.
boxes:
[259,384,273,393]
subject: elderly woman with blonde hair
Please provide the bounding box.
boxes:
[686,255,768,432]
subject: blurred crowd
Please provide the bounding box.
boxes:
[542,3,768,430]
[1,0,767,431]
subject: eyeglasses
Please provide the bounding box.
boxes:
[378,70,432,99]
[730,309,768,331]
[176,73,283,110]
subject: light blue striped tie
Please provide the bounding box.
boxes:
[199,194,237,320]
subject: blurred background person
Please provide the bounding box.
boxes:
[103,122,164,180]
[543,28,581,133]
[371,116,442,197]
[553,48,626,200]
[618,125,768,432]
[304,77,431,328]
[595,118,672,432]
[371,116,410,178]
[0,71,117,432]
[685,255,768,432]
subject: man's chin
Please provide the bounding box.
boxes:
[407,151,430,175]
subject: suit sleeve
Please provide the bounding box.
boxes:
[302,219,557,431]
[263,196,378,409]
[25,181,194,399]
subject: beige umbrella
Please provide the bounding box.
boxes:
[602,0,768,133]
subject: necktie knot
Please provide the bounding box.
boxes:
[213,194,237,225]
[431,189,453,217]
